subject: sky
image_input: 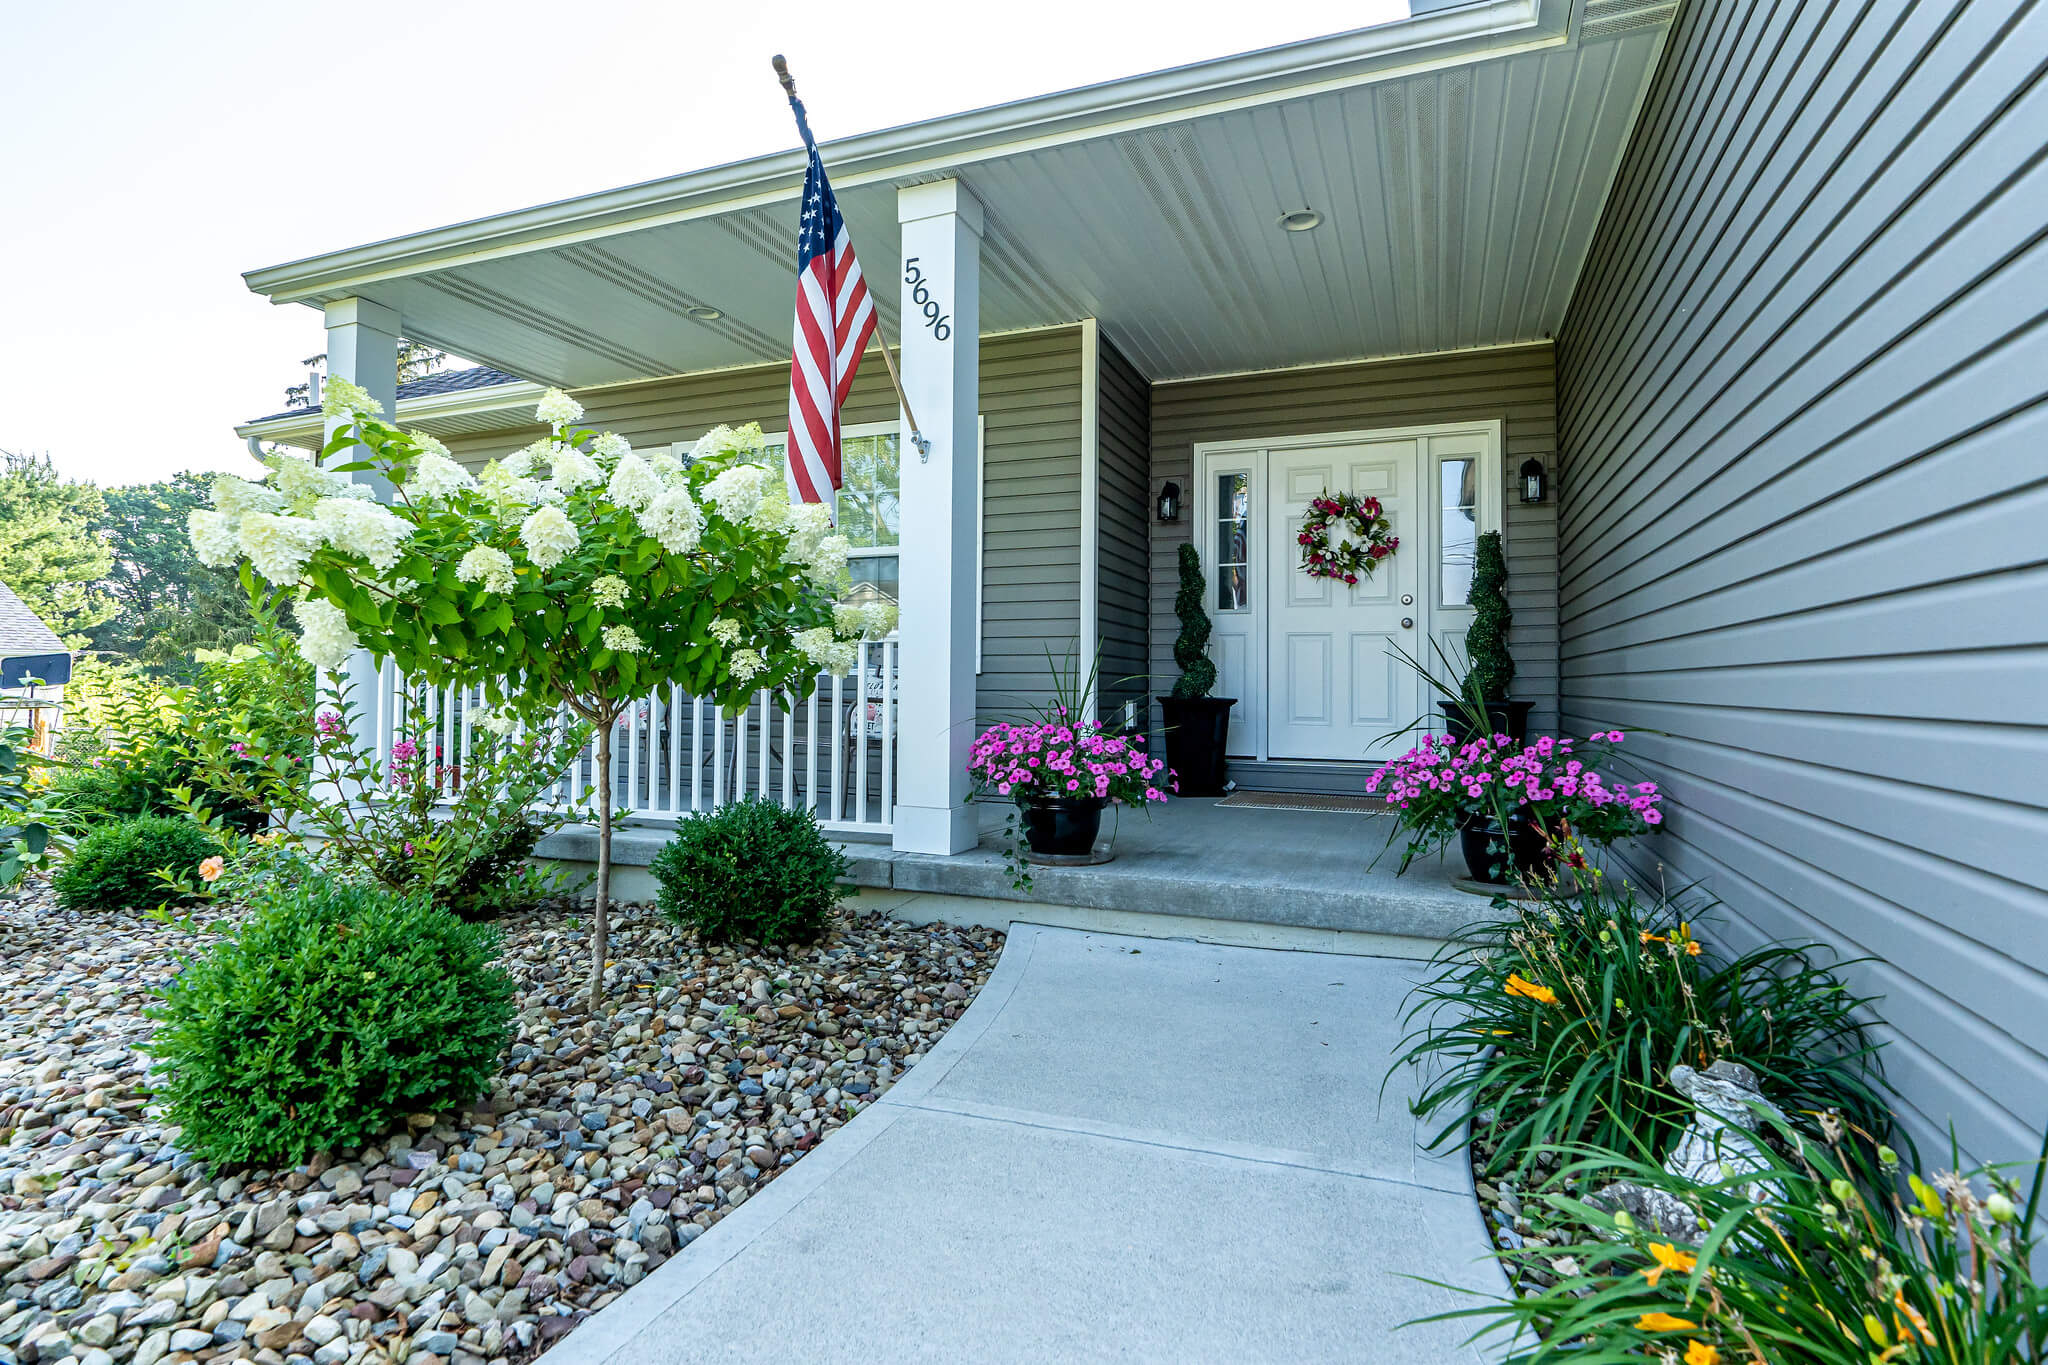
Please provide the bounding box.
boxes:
[1,0,1404,487]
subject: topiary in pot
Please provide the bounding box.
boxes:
[1440,529,1531,744]
[148,881,515,1166]
[651,797,848,946]
[1157,542,1234,796]
[51,814,221,911]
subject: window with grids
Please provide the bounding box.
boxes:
[746,430,902,610]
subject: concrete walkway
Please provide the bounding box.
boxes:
[539,925,1509,1364]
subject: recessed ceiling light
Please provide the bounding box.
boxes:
[1278,208,1322,233]
[686,304,724,321]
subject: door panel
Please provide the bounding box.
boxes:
[1265,442,1423,761]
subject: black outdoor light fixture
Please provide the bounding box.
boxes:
[1520,458,1549,504]
[1156,480,1182,522]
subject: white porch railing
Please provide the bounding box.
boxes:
[361,640,899,835]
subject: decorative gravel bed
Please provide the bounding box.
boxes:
[0,886,1002,1365]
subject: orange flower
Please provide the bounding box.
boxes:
[1642,1241,1697,1287]
[1894,1291,1934,1346]
[1686,940,1702,956]
[197,856,226,883]
[1685,1343,1720,1365]
[1505,972,1557,1005]
[1636,1312,1697,1332]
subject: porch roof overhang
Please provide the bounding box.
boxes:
[242,0,1675,393]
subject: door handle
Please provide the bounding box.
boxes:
[1401,617,1414,630]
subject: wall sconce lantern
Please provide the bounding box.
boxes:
[1156,480,1182,523]
[1519,458,1549,504]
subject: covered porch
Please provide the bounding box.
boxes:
[238,0,1675,886]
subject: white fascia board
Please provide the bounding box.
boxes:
[233,379,546,444]
[243,1,1553,306]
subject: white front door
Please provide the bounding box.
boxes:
[1197,421,1503,769]
[1265,441,1423,761]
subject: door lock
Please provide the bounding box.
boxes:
[1401,617,1414,629]
[1401,593,1414,606]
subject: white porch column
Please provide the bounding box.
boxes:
[320,298,401,766]
[891,181,982,855]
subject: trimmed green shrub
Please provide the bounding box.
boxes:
[149,882,515,1166]
[1464,528,1515,702]
[652,797,847,945]
[51,814,221,911]
[1169,542,1217,699]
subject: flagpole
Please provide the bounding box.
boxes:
[772,54,932,459]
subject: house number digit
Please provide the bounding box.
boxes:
[901,257,952,341]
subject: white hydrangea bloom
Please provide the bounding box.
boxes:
[320,375,383,422]
[410,432,453,459]
[210,473,284,519]
[709,618,743,645]
[750,480,792,532]
[267,454,346,510]
[601,624,645,654]
[476,707,518,738]
[188,509,242,568]
[804,534,852,585]
[794,626,840,667]
[637,486,704,554]
[293,598,359,673]
[729,648,764,682]
[499,448,536,479]
[705,464,764,522]
[549,445,604,494]
[835,601,898,639]
[590,575,629,608]
[237,513,325,584]
[313,497,411,571]
[688,424,737,462]
[402,451,474,500]
[519,504,580,570]
[535,388,585,426]
[592,431,632,462]
[476,459,542,512]
[647,451,684,481]
[822,638,858,674]
[456,546,518,593]
[605,454,663,512]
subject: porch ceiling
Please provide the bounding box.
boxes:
[246,0,1674,388]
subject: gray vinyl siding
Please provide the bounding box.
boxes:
[1096,337,1152,729]
[1554,0,2048,1166]
[442,326,1086,726]
[1148,344,1561,745]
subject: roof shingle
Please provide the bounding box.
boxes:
[244,365,522,425]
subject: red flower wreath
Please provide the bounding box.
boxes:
[1297,490,1399,585]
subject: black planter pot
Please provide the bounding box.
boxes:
[1439,699,1536,746]
[1458,809,1553,884]
[1019,797,1108,857]
[1156,695,1236,797]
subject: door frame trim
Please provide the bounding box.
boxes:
[1192,419,1505,762]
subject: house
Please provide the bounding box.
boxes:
[0,580,71,753]
[235,0,2046,1172]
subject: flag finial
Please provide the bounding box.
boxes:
[771,54,796,100]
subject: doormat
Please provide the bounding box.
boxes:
[1215,791,1382,814]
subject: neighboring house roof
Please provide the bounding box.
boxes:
[0,581,65,658]
[244,364,523,425]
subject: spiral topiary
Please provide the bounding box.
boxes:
[1466,529,1515,702]
[1170,542,1216,699]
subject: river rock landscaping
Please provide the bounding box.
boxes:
[0,887,1001,1365]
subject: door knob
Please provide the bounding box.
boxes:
[1401,617,1414,629]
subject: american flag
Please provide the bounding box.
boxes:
[784,95,877,512]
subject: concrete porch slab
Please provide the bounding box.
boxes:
[536,926,1510,1365]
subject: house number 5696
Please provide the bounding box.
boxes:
[902,257,952,341]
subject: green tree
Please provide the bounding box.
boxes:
[1169,542,1216,698]
[89,473,255,668]
[0,450,116,645]
[1465,529,1515,702]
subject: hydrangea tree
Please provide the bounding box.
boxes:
[190,379,893,1007]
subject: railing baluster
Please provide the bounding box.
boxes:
[692,695,705,812]
[880,641,895,827]
[830,668,845,824]
[804,684,819,818]
[854,643,870,826]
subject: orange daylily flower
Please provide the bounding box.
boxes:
[1636,1312,1697,1332]
[1894,1291,1934,1346]
[1685,1343,1720,1365]
[1642,1241,1697,1287]
[1505,972,1557,1005]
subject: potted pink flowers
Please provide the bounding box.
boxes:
[1367,728,1663,883]
[968,709,1172,859]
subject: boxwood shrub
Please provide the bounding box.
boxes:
[651,797,847,945]
[51,814,221,911]
[149,882,516,1166]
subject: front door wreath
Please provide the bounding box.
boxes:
[1298,491,1399,585]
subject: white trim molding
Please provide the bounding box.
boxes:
[1078,318,1101,719]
